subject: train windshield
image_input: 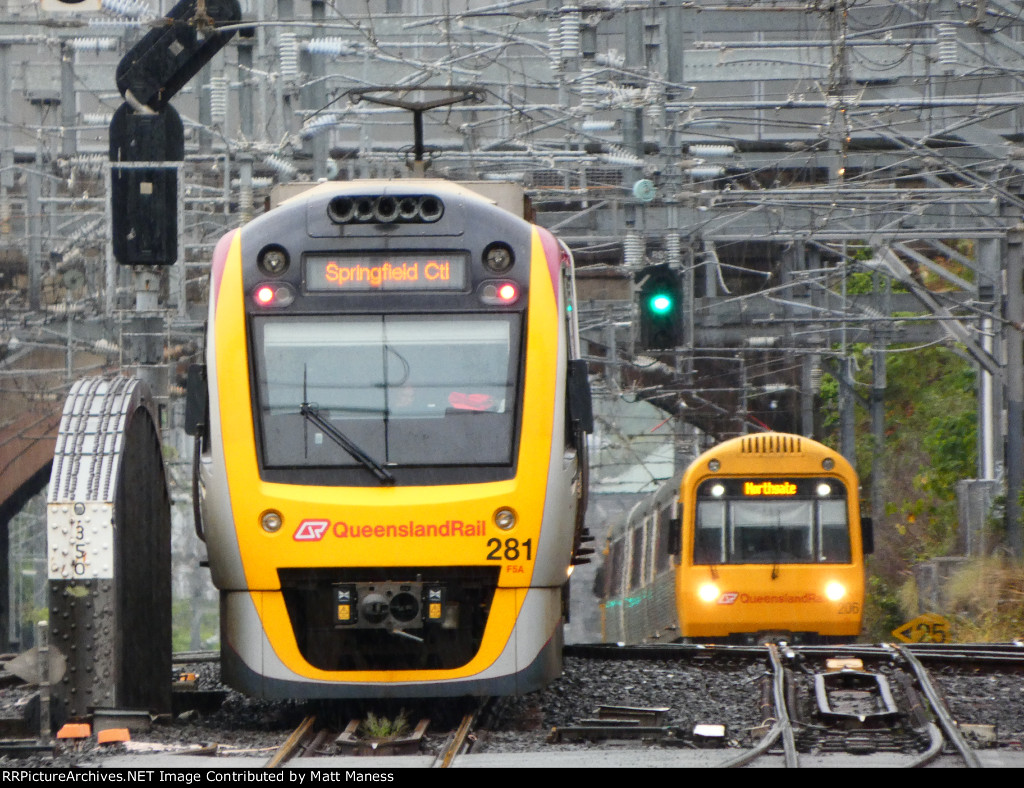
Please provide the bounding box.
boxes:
[252,314,521,471]
[693,480,851,564]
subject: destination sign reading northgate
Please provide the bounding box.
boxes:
[305,252,468,292]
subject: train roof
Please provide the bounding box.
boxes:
[684,432,857,481]
[268,178,529,218]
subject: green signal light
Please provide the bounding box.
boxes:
[648,293,674,314]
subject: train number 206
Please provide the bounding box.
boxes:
[486,538,533,561]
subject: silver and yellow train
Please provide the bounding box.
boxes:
[601,433,872,645]
[186,179,592,698]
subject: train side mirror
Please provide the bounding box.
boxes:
[668,516,681,556]
[567,358,594,433]
[184,363,208,437]
[861,516,874,554]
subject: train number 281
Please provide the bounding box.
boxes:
[486,538,533,561]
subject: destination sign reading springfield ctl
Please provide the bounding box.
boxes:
[305,252,468,292]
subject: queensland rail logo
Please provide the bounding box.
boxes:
[293,519,330,541]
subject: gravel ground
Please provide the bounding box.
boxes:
[0,651,769,766]
[479,654,767,752]
[927,666,1024,748]
[3,649,1024,766]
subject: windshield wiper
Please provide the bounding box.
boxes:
[771,515,782,579]
[299,402,395,485]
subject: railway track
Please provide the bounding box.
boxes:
[559,642,996,767]
[258,706,483,768]
[3,642,1024,768]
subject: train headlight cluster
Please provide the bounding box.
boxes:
[252,283,295,308]
[825,581,846,601]
[332,582,447,628]
[478,280,520,305]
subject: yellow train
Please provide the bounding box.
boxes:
[186,180,592,698]
[601,433,871,645]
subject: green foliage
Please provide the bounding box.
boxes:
[172,599,219,652]
[883,348,976,562]
[921,410,977,496]
[842,270,909,296]
[817,372,839,432]
[816,247,991,639]
[819,343,979,637]
[844,271,875,295]
[861,573,905,641]
[358,709,410,739]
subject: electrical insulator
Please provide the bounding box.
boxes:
[279,32,299,79]
[301,114,339,139]
[602,145,642,167]
[69,37,118,51]
[624,232,644,269]
[209,76,228,125]
[100,0,149,16]
[688,144,735,157]
[560,7,581,61]
[305,38,358,56]
[263,155,297,178]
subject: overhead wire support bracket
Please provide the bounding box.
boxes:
[345,85,487,175]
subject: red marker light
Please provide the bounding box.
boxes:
[478,280,520,306]
[253,282,295,308]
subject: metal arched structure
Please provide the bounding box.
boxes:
[46,376,171,726]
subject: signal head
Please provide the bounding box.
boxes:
[635,264,683,350]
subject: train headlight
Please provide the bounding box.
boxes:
[816,483,832,497]
[260,510,283,533]
[825,581,846,601]
[494,507,517,530]
[257,246,289,276]
[483,243,515,273]
[711,483,725,498]
[698,583,720,603]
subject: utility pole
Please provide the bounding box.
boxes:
[1005,227,1024,558]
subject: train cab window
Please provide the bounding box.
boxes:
[693,479,852,565]
[819,500,852,563]
[694,500,726,564]
[731,501,813,562]
[253,314,521,471]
